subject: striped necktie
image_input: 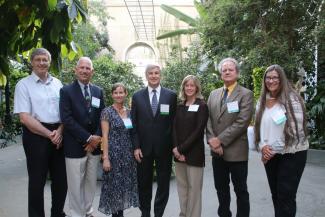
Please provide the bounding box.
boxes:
[151,89,158,115]
[84,85,91,112]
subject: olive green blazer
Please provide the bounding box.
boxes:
[206,84,254,161]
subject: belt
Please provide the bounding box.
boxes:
[41,122,60,129]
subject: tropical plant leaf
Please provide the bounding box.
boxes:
[161,4,196,26]
[70,41,78,53]
[0,56,9,76]
[48,0,57,11]
[194,0,207,19]
[156,28,196,40]
[73,0,88,20]
[68,1,78,19]
[61,44,68,57]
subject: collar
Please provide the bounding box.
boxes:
[224,82,237,95]
[31,72,52,84]
[148,85,161,94]
[78,80,90,89]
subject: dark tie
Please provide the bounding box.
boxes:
[151,89,158,115]
[222,88,228,105]
[84,85,91,112]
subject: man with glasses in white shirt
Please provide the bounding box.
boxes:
[14,48,67,217]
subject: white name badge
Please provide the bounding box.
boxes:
[123,118,133,129]
[160,104,170,115]
[91,97,100,108]
[271,109,287,125]
[188,104,199,112]
[227,101,239,113]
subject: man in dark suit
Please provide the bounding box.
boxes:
[60,57,105,217]
[131,63,177,217]
[206,57,254,217]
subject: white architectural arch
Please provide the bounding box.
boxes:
[124,41,160,80]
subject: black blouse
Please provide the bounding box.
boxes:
[172,98,209,167]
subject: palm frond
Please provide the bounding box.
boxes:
[156,28,196,40]
[194,0,208,19]
[161,4,197,26]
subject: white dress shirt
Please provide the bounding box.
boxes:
[14,72,63,124]
[78,80,91,98]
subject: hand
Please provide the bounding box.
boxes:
[87,135,102,149]
[261,145,275,161]
[84,144,94,153]
[261,155,268,164]
[178,154,186,162]
[173,147,181,159]
[49,130,63,149]
[103,159,111,172]
[208,137,221,150]
[134,148,143,163]
[212,146,223,156]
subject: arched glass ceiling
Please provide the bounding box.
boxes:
[123,0,156,41]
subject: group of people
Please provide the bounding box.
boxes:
[14,48,308,217]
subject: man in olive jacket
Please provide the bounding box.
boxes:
[206,57,254,217]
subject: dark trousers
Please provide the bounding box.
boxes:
[212,157,250,217]
[112,210,123,217]
[22,125,67,217]
[264,150,307,217]
[137,154,172,217]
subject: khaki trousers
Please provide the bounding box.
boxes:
[65,153,100,217]
[175,162,204,217]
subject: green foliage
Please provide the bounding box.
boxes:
[0,64,28,148]
[199,0,323,84]
[92,56,144,106]
[160,4,196,26]
[157,29,196,40]
[61,56,144,107]
[251,67,265,102]
[307,80,325,149]
[162,41,223,101]
[157,1,206,40]
[72,23,103,59]
[0,0,88,76]
[315,1,325,81]
[0,115,21,148]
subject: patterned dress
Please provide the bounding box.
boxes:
[98,106,139,215]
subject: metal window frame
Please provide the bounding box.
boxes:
[123,0,156,41]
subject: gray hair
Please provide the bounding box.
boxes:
[77,57,93,69]
[145,63,161,76]
[30,48,51,62]
[179,75,204,102]
[218,57,240,74]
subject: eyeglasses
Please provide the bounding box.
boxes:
[265,76,280,82]
[33,58,49,64]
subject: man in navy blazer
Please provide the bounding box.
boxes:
[131,63,177,217]
[60,57,105,217]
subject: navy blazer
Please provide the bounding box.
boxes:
[60,80,105,158]
[131,87,177,157]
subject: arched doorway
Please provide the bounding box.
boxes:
[125,42,157,81]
